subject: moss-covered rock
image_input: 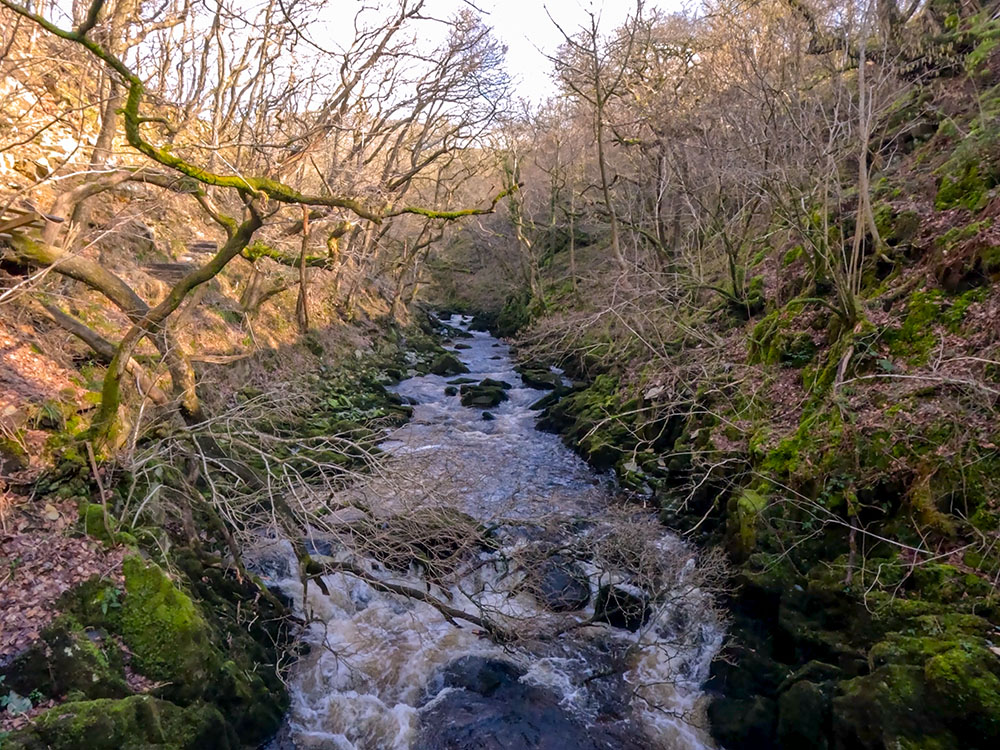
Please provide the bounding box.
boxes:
[726,488,767,560]
[459,380,510,408]
[924,643,1000,740]
[516,364,562,390]
[936,163,989,211]
[777,680,830,749]
[429,352,470,376]
[119,555,221,703]
[833,664,950,750]
[2,616,127,701]
[749,305,818,368]
[3,696,235,750]
[887,289,944,365]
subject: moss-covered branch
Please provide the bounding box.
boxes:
[387,183,521,220]
[242,241,334,269]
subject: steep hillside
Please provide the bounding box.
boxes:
[431,7,1000,750]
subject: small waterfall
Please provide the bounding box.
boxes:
[259,315,723,750]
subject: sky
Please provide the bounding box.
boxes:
[421,0,687,102]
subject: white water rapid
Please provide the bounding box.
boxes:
[260,315,723,750]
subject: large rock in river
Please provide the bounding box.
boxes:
[429,352,469,376]
[533,556,591,612]
[415,656,640,750]
[460,380,510,408]
[594,584,650,632]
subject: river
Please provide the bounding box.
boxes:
[262,315,723,750]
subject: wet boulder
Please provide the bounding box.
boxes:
[429,352,469,376]
[533,556,591,612]
[439,656,524,696]
[444,386,458,397]
[416,656,635,750]
[516,365,562,390]
[304,533,336,557]
[460,381,510,408]
[529,386,570,412]
[482,411,496,421]
[480,378,513,389]
[594,584,650,632]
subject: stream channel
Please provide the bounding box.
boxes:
[261,315,723,750]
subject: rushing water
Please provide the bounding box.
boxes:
[261,316,723,750]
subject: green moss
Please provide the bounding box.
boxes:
[924,644,1000,738]
[832,664,949,748]
[887,289,944,365]
[538,374,641,469]
[936,164,988,211]
[870,635,955,667]
[943,287,988,330]
[728,488,767,558]
[120,556,220,702]
[1,616,127,701]
[980,244,1000,273]
[782,245,804,266]
[873,204,922,247]
[6,695,234,750]
[749,304,815,367]
[744,274,766,316]
[80,503,113,543]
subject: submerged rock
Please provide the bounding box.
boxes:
[480,378,513,389]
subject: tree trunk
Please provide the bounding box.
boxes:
[296,206,310,333]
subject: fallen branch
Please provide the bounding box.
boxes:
[317,557,514,642]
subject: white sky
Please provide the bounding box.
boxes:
[422,0,688,102]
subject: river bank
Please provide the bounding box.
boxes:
[0,311,461,748]
[482,287,1000,750]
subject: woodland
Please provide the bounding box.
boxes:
[1,0,1000,748]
